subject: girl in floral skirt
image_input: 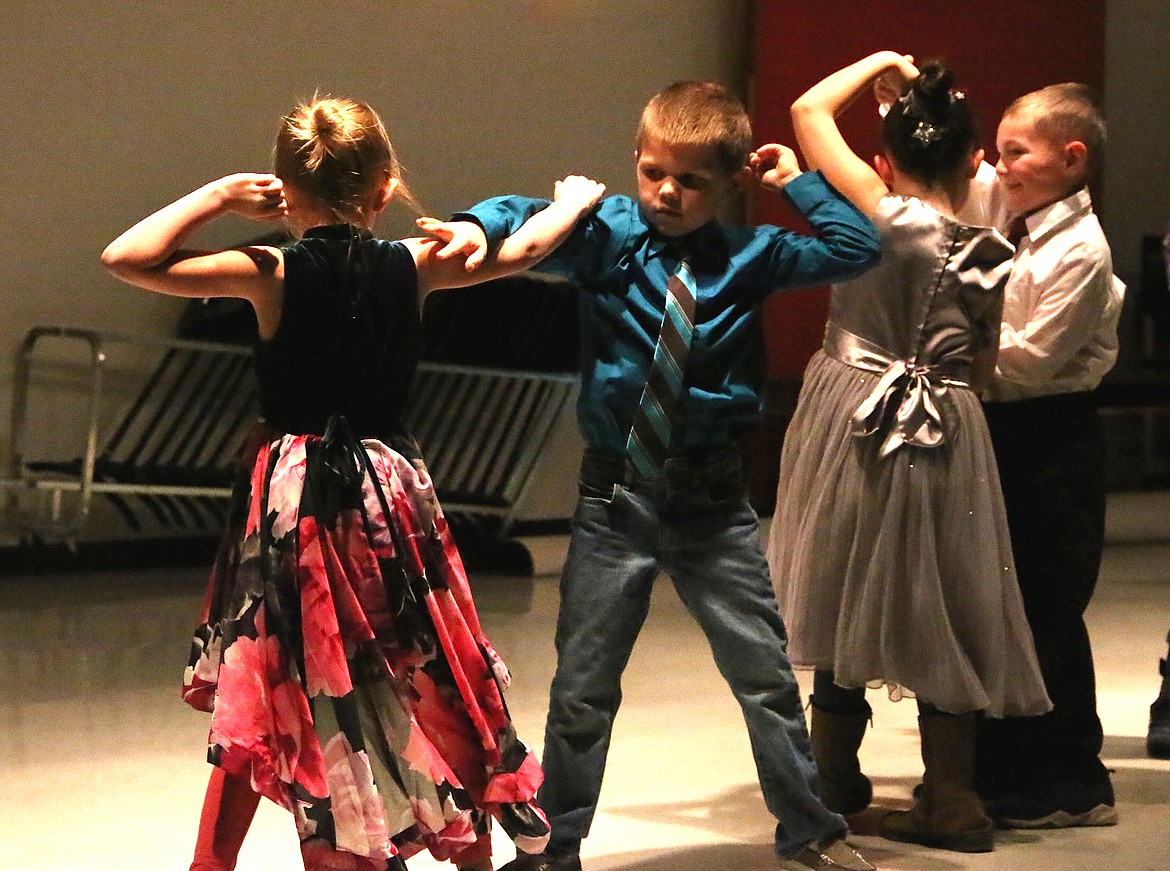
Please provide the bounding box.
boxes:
[102,95,604,871]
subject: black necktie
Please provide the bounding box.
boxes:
[1007,216,1029,247]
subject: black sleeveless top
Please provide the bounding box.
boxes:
[253,225,423,456]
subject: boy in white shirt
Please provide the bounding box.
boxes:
[974,83,1125,829]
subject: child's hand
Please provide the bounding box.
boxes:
[416,218,489,271]
[874,54,920,115]
[217,173,287,221]
[750,144,802,191]
[553,175,606,214]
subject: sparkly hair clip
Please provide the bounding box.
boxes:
[912,121,941,145]
[952,89,966,101]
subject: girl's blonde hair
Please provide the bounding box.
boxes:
[274,95,421,224]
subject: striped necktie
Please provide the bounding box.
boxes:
[626,258,697,477]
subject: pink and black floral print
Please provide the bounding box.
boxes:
[183,422,548,865]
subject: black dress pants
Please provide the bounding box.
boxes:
[977,391,1110,795]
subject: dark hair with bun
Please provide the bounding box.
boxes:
[881,62,978,186]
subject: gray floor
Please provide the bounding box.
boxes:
[2,494,1168,871]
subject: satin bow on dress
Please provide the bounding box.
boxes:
[823,322,971,458]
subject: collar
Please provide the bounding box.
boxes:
[303,224,375,241]
[1018,187,1092,245]
[642,212,730,275]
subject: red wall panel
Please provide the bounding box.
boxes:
[749,0,1105,379]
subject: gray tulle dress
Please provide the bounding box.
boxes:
[766,195,1051,718]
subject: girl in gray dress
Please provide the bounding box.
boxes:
[766,52,1050,853]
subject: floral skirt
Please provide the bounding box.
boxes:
[182,421,548,865]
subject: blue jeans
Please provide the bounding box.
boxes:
[539,448,847,857]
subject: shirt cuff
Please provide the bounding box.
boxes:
[448,211,504,256]
[780,169,832,212]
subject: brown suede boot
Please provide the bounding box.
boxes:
[1149,631,1170,759]
[810,703,873,815]
[881,711,994,852]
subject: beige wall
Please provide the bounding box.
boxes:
[1,2,748,347]
[0,1,749,539]
[1103,0,1170,281]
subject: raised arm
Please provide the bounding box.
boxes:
[100,174,287,331]
[757,169,882,289]
[790,51,919,217]
[492,176,606,270]
[409,175,605,298]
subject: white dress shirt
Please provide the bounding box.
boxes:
[956,160,1006,229]
[986,189,1125,401]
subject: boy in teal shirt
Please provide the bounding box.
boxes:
[437,81,880,871]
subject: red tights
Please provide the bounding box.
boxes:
[189,768,261,871]
[188,766,484,871]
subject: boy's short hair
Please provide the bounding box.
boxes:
[1004,83,1106,177]
[636,81,753,175]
